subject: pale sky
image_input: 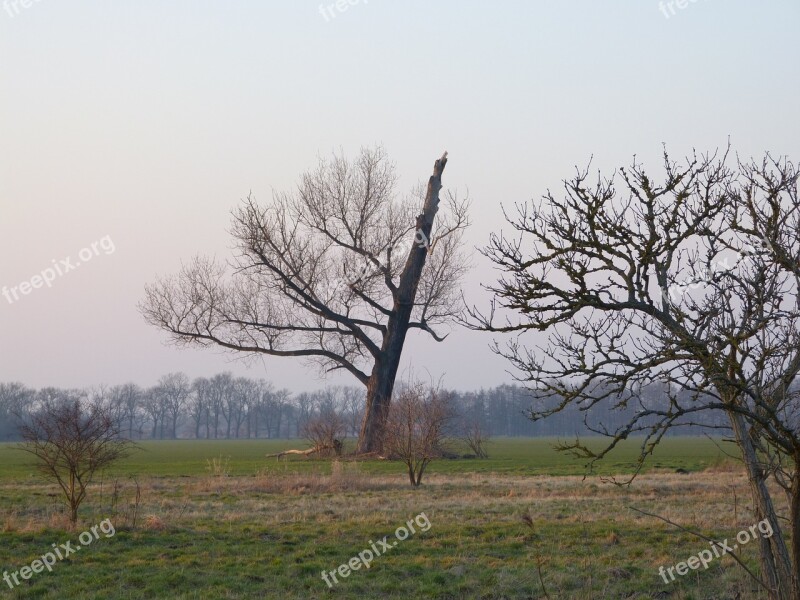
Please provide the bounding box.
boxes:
[1,1,798,393]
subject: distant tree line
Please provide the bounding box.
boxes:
[0,376,731,442]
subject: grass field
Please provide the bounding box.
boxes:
[0,436,738,480]
[0,437,775,599]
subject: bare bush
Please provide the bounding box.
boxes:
[301,410,346,457]
[460,418,490,459]
[18,400,132,525]
[383,382,454,487]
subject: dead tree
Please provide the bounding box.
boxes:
[18,400,132,525]
[469,147,800,599]
[141,148,468,454]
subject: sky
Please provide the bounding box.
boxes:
[1,0,798,394]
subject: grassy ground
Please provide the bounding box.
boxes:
[0,436,738,480]
[0,438,775,599]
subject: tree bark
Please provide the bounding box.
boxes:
[356,152,448,454]
[729,411,794,599]
[790,474,800,599]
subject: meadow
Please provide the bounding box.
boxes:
[0,438,775,599]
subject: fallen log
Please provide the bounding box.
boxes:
[266,443,338,460]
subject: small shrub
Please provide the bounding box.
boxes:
[206,455,231,478]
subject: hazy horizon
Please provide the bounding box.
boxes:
[2,1,798,393]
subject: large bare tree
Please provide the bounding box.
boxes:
[470,148,800,599]
[141,148,468,453]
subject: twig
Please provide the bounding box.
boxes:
[627,505,770,594]
[521,511,551,599]
[130,477,141,530]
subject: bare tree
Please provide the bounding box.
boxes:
[271,388,291,439]
[141,148,469,453]
[110,384,143,439]
[341,386,365,438]
[460,417,490,459]
[233,377,259,438]
[191,377,211,439]
[18,400,131,525]
[470,148,800,599]
[215,373,240,439]
[35,387,82,412]
[140,386,165,439]
[156,373,191,439]
[0,383,33,441]
[383,381,454,487]
[248,379,273,438]
[208,373,234,439]
[294,392,315,438]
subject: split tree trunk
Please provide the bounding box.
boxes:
[356,152,449,454]
[728,411,795,599]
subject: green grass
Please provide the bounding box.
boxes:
[0,437,763,599]
[0,436,735,480]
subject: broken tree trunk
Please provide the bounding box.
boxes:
[356,152,449,455]
[266,440,342,460]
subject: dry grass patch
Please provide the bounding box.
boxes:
[0,464,780,598]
